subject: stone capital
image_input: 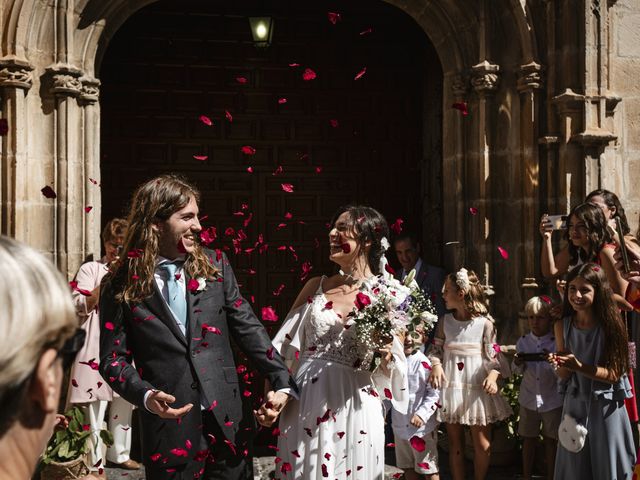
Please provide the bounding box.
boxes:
[79,76,101,104]
[517,62,544,93]
[0,56,34,91]
[451,73,468,99]
[471,60,500,94]
[46,64,84,98]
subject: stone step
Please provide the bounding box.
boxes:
[252,456,403,479]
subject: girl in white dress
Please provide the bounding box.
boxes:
[428,268,512,480]
[272,205,408,480]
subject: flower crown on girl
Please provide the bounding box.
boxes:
[455,268,471,291]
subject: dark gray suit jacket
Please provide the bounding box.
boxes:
[99,251,296,466]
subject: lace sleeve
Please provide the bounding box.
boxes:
[427,317,445,366]
[482,318,502,375]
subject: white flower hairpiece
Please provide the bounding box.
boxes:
[455,268,470,291]
[380,237,390,252]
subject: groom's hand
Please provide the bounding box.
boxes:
[254,391,290,427]
[146,390,193,419]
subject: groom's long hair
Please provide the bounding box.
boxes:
[110,174,217,303]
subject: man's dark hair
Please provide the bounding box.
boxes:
[393,231,420,249]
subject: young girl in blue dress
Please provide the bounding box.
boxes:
[551,262,636,479]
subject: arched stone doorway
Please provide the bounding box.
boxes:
[9,0,635,326]
[98,0,443,317]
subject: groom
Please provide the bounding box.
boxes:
[99,174,297,479]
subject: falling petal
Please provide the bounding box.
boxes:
[354,67,367,80]
[193,155,208,161]
[327,12,342,24]
[104,322,114,331]
[236,77,248,84]
[41,186,57,199]
[84,206,93,213]
[452,101,469,116]
[289,62,300,67]
[278,98,287,104]
[225,110,233,122]
[272,165,283,176]
[469,207,478,215]
[329,119,339,128]
[421,361,432,370]
[241,146,256,155]
[247,166,254,173]
[261,306,279,322]
[302,68,317,81]
[199,115,213,126]
[281,183,294,193]
[457,361,464,371]
[266,347,275,360]
[390,218,404,235]
[383,388,392,399]
[498,246,509,259]
[409,436,426,452]
[315,166,322,174]
[540,295,551,304]
[359,27,373,35]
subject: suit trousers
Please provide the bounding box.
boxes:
[144,411,252,480]
[81,396,134,470]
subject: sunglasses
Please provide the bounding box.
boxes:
[57,328,86,370]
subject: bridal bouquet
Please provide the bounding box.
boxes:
[350,270,438,368]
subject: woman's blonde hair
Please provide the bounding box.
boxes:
[112,174,217,303]
[0,236,76,408]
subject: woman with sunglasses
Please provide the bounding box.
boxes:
[0,236,81,479]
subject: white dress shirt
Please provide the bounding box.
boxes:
[513,332,563,412]
[391,350,440,439]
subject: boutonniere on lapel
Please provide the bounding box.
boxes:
[187,277,207,294]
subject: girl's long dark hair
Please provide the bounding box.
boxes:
[562,263,628,377]
[586,189,630,235]
[564,202,611,266]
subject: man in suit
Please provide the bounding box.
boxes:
[393,232,447,317]
[99,175,297,479]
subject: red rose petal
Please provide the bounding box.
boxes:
[241,146,256,155]
[278,98,287,104]
[324,301,333,310]
[383,388,392,399]
[281,183,294,193]
[409,435,426,452]
[261,306,279,322]
[247,166,254,173]
[540,295,551,304]
[84,206,93,213]
[498,246,509,259]
[354,67,367,80]
[452,101,469,116]
[236,77,248,84]
[421,361,432,370]
[225,110,233,122]
[457,361,464,371]
[193,155,208,161]
[104,322,114,331]
[390,218,404,234]
[469,207,478,215]
[329,119,339,128]
[340,243,351,253]
[302,68,317,81]
[199,115,213,126]
[327,12,342,24]
[41,186,57,199]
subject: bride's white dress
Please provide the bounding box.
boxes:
[272,277,408,480]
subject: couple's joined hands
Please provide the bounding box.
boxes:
[145,389,290,426]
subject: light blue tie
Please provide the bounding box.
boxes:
[160,262,187,329]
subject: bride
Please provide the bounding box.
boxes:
[272,205,408,480]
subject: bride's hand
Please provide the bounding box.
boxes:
[429,364,446,389]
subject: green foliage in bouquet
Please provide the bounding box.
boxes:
[42,406,114,464]
[497,373,523,444]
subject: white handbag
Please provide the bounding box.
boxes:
[558,413,588,452]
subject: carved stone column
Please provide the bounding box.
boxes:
[469,60,499,288]
[46,63,85,278]
[517,62,544,296]
[0,57,33,241]
[79,76,102,258]
[441,72,468,270]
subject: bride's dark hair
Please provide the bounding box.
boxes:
[330,205,389,275]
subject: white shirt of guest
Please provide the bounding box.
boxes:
[154,255,187,336]
[401,258,423,282]
[391,350,440,439]
[512,332,563,412]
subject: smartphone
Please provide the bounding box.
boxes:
[616,217,631,273]
[546,214,567,230]
[515,352,549,362]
